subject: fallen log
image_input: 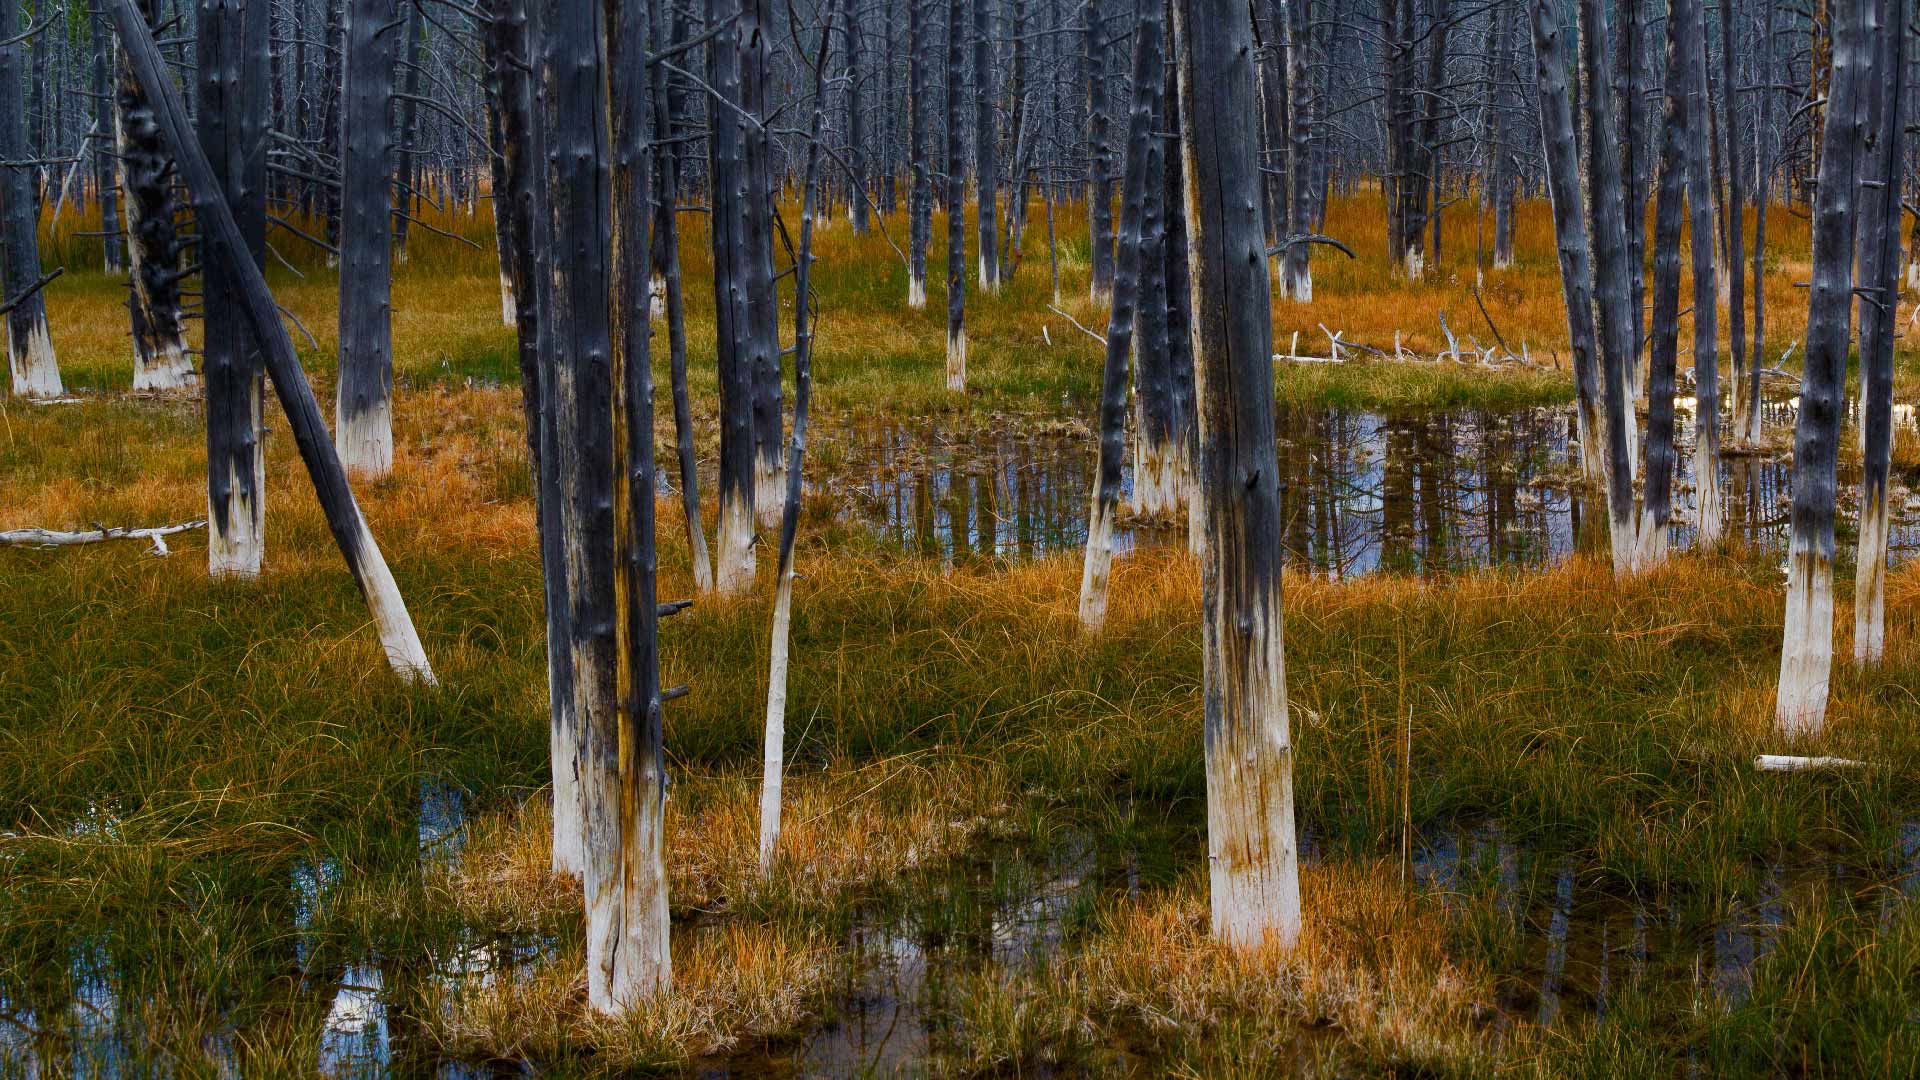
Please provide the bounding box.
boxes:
[1,519,205,556]
[1753,754,1870,772]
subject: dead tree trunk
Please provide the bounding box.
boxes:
[485,0,581,875]
[1683,0,1721,546]
[90,12,123,273]
[1171,0,1301,950]
[1085,0,1114,301]
[0,0,58,399]
[1078,0,1160,630]
[1851,0,1904,665]
[1635,0,1691,570]
[117,0,192,393]
[945,0,967,387]
[740,0,784,525]
[334,0,399,476]
[907,0,930,305]
[107,0,433,683]
[1576,0,1641,575]
[708,0,757,593]
[1280,0,1316,299]
[1722,0,1754,444]
[1776,0,1870,735]
[1528,0,1608,486]
[199,0,270,578]
[1489,0,1516,268]
[974,0,998,289]
[391,0,425,262]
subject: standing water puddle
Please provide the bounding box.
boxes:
[819,400,1920,574]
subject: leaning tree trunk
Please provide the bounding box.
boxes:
[334,0,399,477]
[1078,0,1161,631]
[944,0,967,388]
[107,0,433,684]
[199,0,270,578]
[0,0,58,399]
[1776,0,1870,736]
[1683,0,1722,547]
[708,0,757,594]
[906,0,930,306]
[1528,0,1608,487]
[1576,0,1641,575]
[1851,0,1905,666]
[1634,0,1691,571]
[1171,0,1302,950]
[116,0,192,393]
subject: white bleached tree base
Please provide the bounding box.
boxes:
[649,272,666,320]
[1693,424,1724,547]
[1206,605,1302,950]
[1402,248,1426,280]
[551,712,583,877]
[1632,509,1668,572]
[132,337,196,392]
[1854,491,1889,664]
[946,327,967,391]
[9,318,62,398]
[714,487,757,596]
[1130,436,1188,518]
[754,461,785,528]
[209,472,265,579]
[1775,545,1834,736]
[1077,498,1115,630]
[757,568,794,875]
[334,396,394,478]
[907,274,926,308]
[499,270,517,327]
[1279,262,1313,302]
[353,515,435,683]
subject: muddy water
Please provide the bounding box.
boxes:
[821,400,1920,575]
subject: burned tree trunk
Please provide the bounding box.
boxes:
[1528,0,1607,486]
[1085,0,1114,301]
[334,0,399,477]
[1851,0,1904,665]
[117,0,192,393]
[974,0,997,290]
[708,0,757,593]
[907,0,930,306]
[90,12,123,274]
[845,14,868,234]
[391,0,425,262]
[1577,0,1641,575]
[1721,0,1754,444]
[602,0,668,1004]
[1683,0,1721,547]
[1171,0,1301,949]
[945,0,967,388]
[107,0,433,684]
[199,0,270,578]
[1776,0,1870,735]
[1280,0,1315,299]
[1078,0,1160,630]
[1634,0,1691,570]
[739,0,783,525]
[1489,0,1516,268]
[0,0,58,399]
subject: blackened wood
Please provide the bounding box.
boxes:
[1636,0,1690,568]
[0,0,57,398]
[335,0,399,475]
[105,0,434,682]
[974,0,997,289]
[945,0,966,386]
[1085,0,1113,299]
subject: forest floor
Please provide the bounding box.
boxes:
[4,196,1920,1076]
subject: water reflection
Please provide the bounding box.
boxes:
[830,402,1920,575]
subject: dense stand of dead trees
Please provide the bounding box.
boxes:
[1,0,1914,1013]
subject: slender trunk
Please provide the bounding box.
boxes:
[335,0,399,476]
[760,7,832,876]
[117,0,192,393]
[739,0,783,525]
[907,0,930,305]
[709,0,757,593]
[1721,0,1753,444]
[945,0,967,387]
[1851,0,1904,665]
[485,0,579,876]
[1490,0,1516,268]
[1171,0,1301,949]
[1529,0,1607,485]
[1086,0,1114,300]
[1079,0,1161,630]
[391,1,425,262]
[1684,0,1722,546]
[1776,0,1870,736]
[1280,0,1315,299]
[1635,0,1691,570]
[1577,0,1641,575]
[604,0,669,1005]
[199,0,270,578]
[0,0,57,399]
[91,13,123,273]
[973,0,998,289]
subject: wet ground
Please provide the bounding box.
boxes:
[816,398,1920,576]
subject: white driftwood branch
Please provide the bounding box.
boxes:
[1,519,207,556]
[1047,304,1108,346]
[1753,754,1871,772]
